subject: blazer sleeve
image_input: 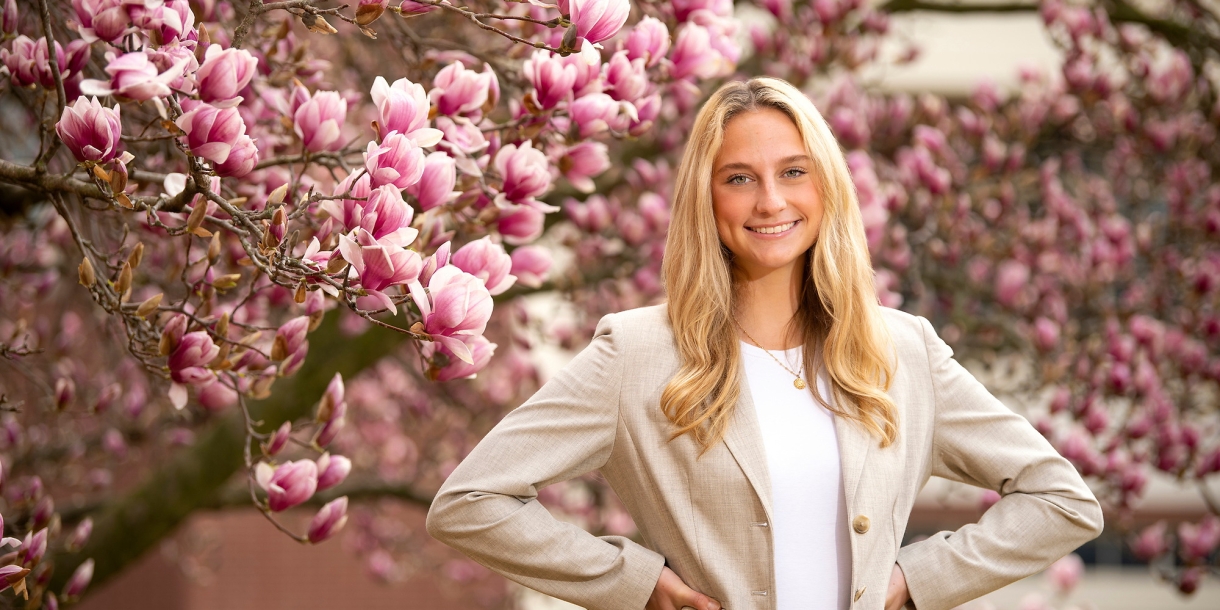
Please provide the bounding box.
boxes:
[895,316,1104,610]
[425,312,666,610]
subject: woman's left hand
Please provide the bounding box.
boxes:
[885,563,911,610]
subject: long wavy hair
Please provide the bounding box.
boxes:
[660,77,898,454]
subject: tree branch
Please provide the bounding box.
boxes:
[47,310,412,597]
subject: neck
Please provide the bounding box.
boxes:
[733,260,805,350]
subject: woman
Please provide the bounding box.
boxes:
[426,77,1103,610]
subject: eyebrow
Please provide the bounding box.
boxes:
[715,154,812,174]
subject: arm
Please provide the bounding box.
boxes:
[425,312,666,610]
[895,316,1104,610]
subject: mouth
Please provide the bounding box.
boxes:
[746,220,798,234]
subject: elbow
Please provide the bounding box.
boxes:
[1083,495,1105,541]
[425,491,455,545]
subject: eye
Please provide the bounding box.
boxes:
[726,174,751,185]
[783,167,808,178]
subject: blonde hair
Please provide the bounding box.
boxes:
[660,77,898,454]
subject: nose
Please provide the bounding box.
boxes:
[755,176,786,216]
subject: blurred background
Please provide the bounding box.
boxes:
[0,0,1216,609]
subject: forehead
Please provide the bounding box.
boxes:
[714,107,808,166]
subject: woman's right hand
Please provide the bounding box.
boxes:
[646,566,722,610]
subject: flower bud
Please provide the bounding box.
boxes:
[78,257,96,287]
[356,0,389,26]
[307,496,348,543]
[61,558,94,599]
[1,0,17,36]
[67,517,93,552]
[56,97,123,164]
[263,420,292,456]
[315,453,351,491]
[256,459,318,512]
[452,237,516,295]
[294,90,347,153]
[0,565,30,595]
[135,293,163,318]
[570,0,630,44]
[195,45,258,105]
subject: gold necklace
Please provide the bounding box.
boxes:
[736,323,807,390]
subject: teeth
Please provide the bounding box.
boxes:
[748,221,796,234]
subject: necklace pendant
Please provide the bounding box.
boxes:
[794,378,806,390]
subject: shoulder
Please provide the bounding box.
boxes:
[875,306,936,365]
[593,303,676,355]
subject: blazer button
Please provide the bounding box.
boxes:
[852,515,870,534]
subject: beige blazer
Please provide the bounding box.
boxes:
[426,304,1103,610]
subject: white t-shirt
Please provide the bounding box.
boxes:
[740,341,851,610]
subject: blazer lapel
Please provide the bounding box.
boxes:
[832,387,873,505]
[722,371,775,523]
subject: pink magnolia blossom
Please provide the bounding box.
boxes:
[510,246,552,288]
[1033,317,1060,351]
[625,16,670,67]
[1178,515,1220,562]
[62,558,94,599]
[315,453,352,491]
[67,517,93,551]
[493,141,551,204]
[168,331,220,385]
[370,76,443,145]
[497,204,545,245]
[56,96,123,164]
[175,102,247,165]
[570,93,626,138]
[194,45,258,106]
[197,379,237,411]
[558,141,610,193]
[294,90,348,153]
[351,184,419,247]
[264,421,292,456]
[1045,553,1083,594]
[604,51,648,103]
[409,265,493,364]
[364,131,426,189]
[215,135,259,178]
[321,372,345,420]
[138,0,195,44]
[1,0,14,36]
[338,229,424,314]
[406,152,459,211]
[452,237,516,295]
[429,62,498,117]
[256,459,318,512]
[670,24,725,80]
[307,496,349,543]
[71,0,129,43]
[315,416,345,448]
[274,316,310,362]
[524,50,577,111]
[357,0,390,25]
[436,116,489,157]
[20,528,47,567]
[323,172,374,232]
[423,334,497,381]
[994,260,1030,308]
[147,43,199,94]
[2,36,89,89]
[570,0,630,45]
[0,565,29,595]
[79,51,189,101]
[420,241,451,286]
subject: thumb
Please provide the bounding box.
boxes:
[674,588,721,610]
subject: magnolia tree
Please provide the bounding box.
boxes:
[0,0,1215,607]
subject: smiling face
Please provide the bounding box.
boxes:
[711,107,824,282]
